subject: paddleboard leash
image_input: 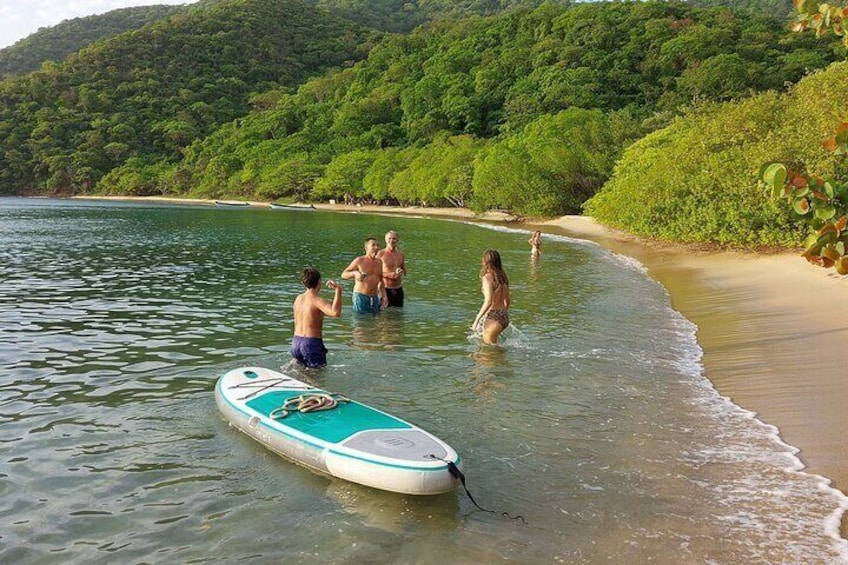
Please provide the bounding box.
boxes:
[428,455,526,524]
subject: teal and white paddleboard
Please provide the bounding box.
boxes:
[215,367,460,495]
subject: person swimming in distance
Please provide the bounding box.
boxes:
[291,267,342,368]
[472,249,511,345]
[529,230,542,259]
[342,237,388,314]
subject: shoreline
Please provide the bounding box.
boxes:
[539,217,848,498]
[77,196,848,502]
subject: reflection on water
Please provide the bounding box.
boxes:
[467,345,511,399]
[325,480,459,535]
[1,199,847,563]
[529,253,541,283]
[350,308,405,349]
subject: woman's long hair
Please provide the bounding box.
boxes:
[480,249,509,288]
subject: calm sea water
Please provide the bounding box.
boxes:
[1,197,846,564]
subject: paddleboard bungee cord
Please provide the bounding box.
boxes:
[269,392,350,419]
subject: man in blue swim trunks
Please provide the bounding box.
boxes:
[342,237,387,314]
[291,267,342,368]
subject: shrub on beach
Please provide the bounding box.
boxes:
[584,61,848,247]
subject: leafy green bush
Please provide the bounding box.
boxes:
[585,61,848,246]
[313,149,377,199]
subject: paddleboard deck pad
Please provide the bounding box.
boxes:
[215,366,460,495]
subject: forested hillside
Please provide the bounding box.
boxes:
[305,0,565,33]
[0,0,378,194]
[144,1,839,215]
[686,0,793,16]
[0,4,189,78]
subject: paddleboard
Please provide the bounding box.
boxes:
[215,366,461,495]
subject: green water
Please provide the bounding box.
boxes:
[1,198,845,563]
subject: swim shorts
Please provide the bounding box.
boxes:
[485,309,510,328]
[385,287,404,307]
[290,336,328,368]
[353,292,381,314]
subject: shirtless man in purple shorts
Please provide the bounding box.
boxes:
[291,267,342,368]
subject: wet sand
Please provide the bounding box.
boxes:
[79,197,848,498]
[539,216,848,501]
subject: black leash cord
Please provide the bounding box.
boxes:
[429,455,527,525]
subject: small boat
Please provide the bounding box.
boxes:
[214,200,250,207]
[269,203,316,210]
[215,366,461,495]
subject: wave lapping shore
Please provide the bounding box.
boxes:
[541,216,848,502]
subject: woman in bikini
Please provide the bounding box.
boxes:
[529,230,542,259]
[472,249,511,345]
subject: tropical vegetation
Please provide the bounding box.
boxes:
[147,0,843,215]
[0,0,378,194]
[757,1,848,273]
[0,0,846,253]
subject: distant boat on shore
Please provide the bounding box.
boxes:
[215,200,250,207]
[269,203,316,211]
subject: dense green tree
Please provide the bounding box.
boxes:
[473,108,642,216]
[362,146,419,202]
[313,149,377,199]
[675,53,750,101]
[388,133,485,207]
[260,154,323,202]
